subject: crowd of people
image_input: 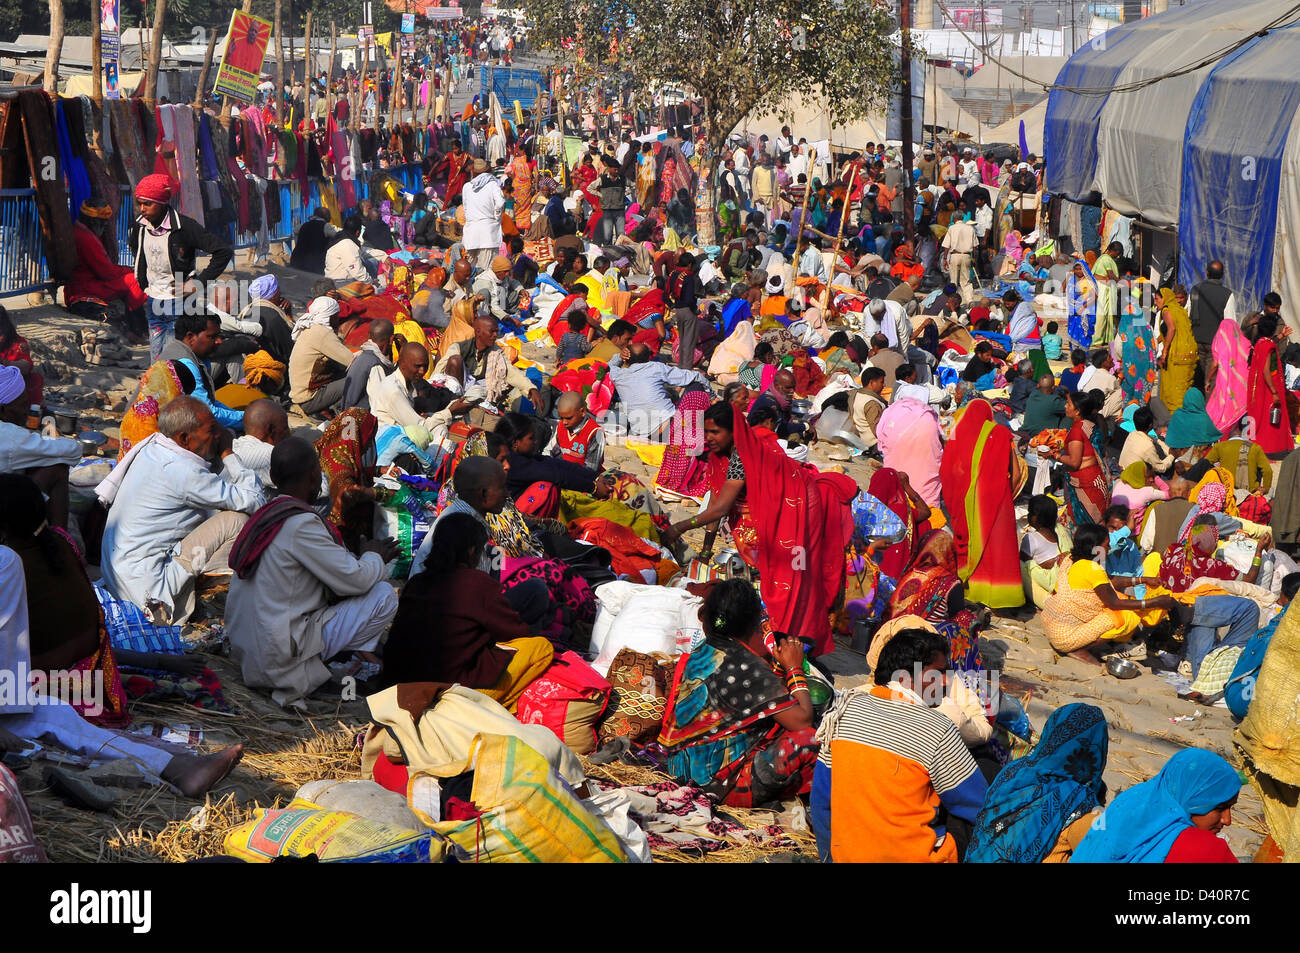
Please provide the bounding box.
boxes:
[2,20,1298,864]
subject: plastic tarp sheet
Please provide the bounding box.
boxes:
[1092,0,1284,228]
[1044,0,1221,202]
[1274,106,1300,335]
[1178,22,1300,312]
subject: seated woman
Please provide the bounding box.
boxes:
[967,703,1108,863]
[668,402,857,657]
[658,579,817,807]
[315,409,380,554]
[1165,388,1223,467]
[1110,461,1169,529]
[888,529,985,673]
[496,412,598,498]
[1041,388,1110,529]
[1041,524,1174,664]
[1070,748,1241,863]
[737,340,778,394]
[381,513,553,713]
[1020,494,1072,609]
[0,475,207,728]
[0,306,41,407]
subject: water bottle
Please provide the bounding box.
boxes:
[1272,403,1281,428]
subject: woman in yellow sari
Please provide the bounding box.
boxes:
[1157,285,1198,412]
[636,142,657,207]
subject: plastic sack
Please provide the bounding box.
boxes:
[295,779,427,831]
[515,651,610,755]
[224,798,440,863]
[0,764,46,862]
[589,582,701,672]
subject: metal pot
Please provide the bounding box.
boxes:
[1106,657,1141,680]
[46,406,78,435]
[791,398,813,417]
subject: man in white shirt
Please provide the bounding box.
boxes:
[227,437,399,709]
[368,343,475,463]
[472,255,524,328]
[864,298,912,356]
[462,159,505,272]
[324,216,372,283]
[787,144,809,183]
[230,398,290,490]
[775,126,792,162]
[98,396,265,624]
[0,366,80,528]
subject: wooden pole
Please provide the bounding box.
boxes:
[44,0,65,94]
[326,21,337,122]
[143,0,167,105]
[302,11,313,122]
[273,0,285,124]
[899,0,915,243]
[91,0,102,106]
[821,164,857,312]
[193,26,218,110]
[354,36,369,131]
[387,33,401,128]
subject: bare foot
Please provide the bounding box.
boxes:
[162,744,244,798]
[1066,648,1104,666]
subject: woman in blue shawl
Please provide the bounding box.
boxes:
[1070,748,1241,863]
[966,704,1108,863]
[1066,258,1098,349]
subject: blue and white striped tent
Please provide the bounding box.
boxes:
[1044,0,1300,321]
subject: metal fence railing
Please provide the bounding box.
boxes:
[4,163,429,297]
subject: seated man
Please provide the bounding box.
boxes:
[1022,374,1068,436]
[1203,417,1273,499]
[472,255,525,330]
[747,368,807,439]
[850,366,888,451]
[1117,406,1175,475]
[237,274,296,367]
[811,629,987,863]
[343,318,395,412]
[288,296,356,417]
[436,313,543,413]
[442,257,474,305]
[1158,516,1269,681]
[227,437,399,709]
[508,235,539,290]
[960,339,998,386]
[0,365,80,528]
[289,207,338,273]
[65,197,147,343]
[324,215,373,283]
[158,313,245,431]
[546,390,605,470]
[0,544,243,798]
[369,342,477,459]
[608,341,711,438]
[98,396,265,624]
[230,398,291,487]
[589,318,636,365]
[1076,349,1123,420]
[411,455,507,576]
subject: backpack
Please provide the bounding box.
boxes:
[515,651,611,755]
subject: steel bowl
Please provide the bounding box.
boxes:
[1106,656,1141,680]
[791,398,813,417]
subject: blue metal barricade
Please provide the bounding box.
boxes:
[0,189,51,295]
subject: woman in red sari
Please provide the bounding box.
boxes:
[668,402,858,656]
[867,467,932,582]
[1247,312,1293,456]
[940,399,1026,609]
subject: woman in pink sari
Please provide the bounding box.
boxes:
[1205,317,1250,435]
[875,395,944,508]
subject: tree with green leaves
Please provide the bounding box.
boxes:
[517,0,908,242]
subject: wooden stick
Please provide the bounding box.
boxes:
[194,25,218,109]
[794,146,817,243]
[354,35,369,132]
[273,0,284,125]
[387,34,401,128]
[143,0,167,106]
[220,0,255,125]
[90,0,101,107]
[822,163,858,312]
[302,11,313,124]
[326,21,337,122]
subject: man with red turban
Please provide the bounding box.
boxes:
[130,172,234,360]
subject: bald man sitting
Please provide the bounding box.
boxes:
[368,342,480,465]
[747,368,807,439]
[227,437,400,709]
[343,318,395,412]
[230,398,291,488]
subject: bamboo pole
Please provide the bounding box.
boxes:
[821,164,858,312]
[354,36,369,131]
[273,0,284,124]
[91,1,102,106]
[326,21,337,121]
[302,11,313,122]
[143,0,167,106]
[193,26,218,109]
[794,146,817,243]
[44,0,65,94]
[387,36,401,128]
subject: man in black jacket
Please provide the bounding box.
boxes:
[131,173,234,360]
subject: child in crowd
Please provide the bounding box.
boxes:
[556,310,596,365]
[546,390,605,471]
[1041,320,1063,361]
